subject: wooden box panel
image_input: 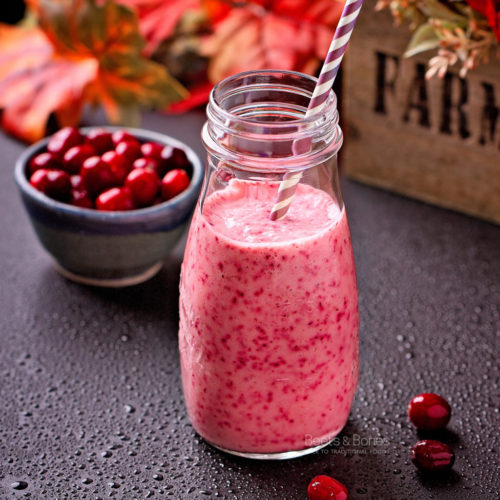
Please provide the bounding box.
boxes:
[343,0,500,224]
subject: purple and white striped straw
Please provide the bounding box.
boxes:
[270,0,364,221]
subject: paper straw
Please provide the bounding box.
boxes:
[270,0,364,221]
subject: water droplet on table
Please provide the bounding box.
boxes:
[11,481,28,490]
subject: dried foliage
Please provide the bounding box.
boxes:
[375,0,499,78]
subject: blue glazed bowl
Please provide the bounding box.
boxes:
[15,127,203,287]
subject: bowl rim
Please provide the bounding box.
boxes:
[15,126,203,224]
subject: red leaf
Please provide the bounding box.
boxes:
[203,0,232,23]
[466,0,488,18]
[165,82,213,113]
[466,0,500,42]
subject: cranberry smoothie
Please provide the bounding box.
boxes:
[179,179,359,454]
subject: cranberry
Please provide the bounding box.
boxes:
[141,141,163,160]
[161,169,190,201]
[156,145,189,177]
[125,168,159,206]
[62,144,96,175]
[161,145,190,170]
[29,152,60,175]
[111,130,137,146]
[96,187,135,211]
[30,169,51,192]
[80,156,114,197]
[85,129,114,155]
[30,168,71,201]
[101,150,131,185]
[410,440,455,472]
[70,189,93,209]
[70,175,84,190]
[115,140,141,163]
[307,475,348,500]
[133,157,160,173]
[47,127,84,159]
[408,393,451,431]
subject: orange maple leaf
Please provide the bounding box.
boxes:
[202,0,346,83]
[0,0,187,143]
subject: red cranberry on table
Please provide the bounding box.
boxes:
[46,127,84,159]
[30,168,71,201]
[408,393,451,431]
[410,440,455,472]
[85,129,114,155]
[63,144,96,175]
[125,168,159,207]
[307,475,348,500]
[161,169,190,201]
[96,187,135,211]
[80,156,114,197]
[29,152,60,175]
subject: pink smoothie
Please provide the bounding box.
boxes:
[179,179,359,454]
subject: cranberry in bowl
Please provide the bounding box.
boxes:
[15,127,203,287]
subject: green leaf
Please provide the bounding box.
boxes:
[404,23,440,58]
[423,0,467,24]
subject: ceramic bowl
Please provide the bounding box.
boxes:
[15,127,203,287]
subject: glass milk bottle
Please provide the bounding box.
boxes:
[179,70,359,459]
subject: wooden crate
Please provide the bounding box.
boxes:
[343,0,500,224]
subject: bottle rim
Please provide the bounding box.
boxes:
[203,70,342,172]
[210,69,338,128]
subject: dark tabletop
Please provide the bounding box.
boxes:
[1,110,499,500]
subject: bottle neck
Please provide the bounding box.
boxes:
[202,70,342,173]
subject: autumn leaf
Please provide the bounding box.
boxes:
[201,0,346,83]
[147,9,212,113]
[0,0,187,143]
[0,25,97,143]
[115,0,201,56]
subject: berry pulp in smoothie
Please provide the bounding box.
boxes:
[179,179,359,454]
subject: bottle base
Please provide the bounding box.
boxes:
[206,438,335,460]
